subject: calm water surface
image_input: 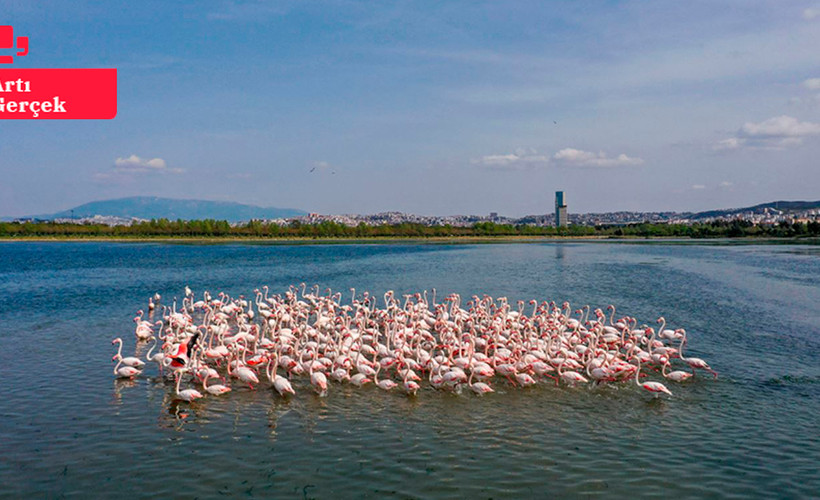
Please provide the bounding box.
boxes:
[0,241,818,498]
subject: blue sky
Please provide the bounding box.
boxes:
[1,0,819,216]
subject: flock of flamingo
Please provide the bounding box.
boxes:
[112,285,717,402]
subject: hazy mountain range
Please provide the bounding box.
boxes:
[28,197,306,222]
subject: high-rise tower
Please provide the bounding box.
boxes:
[555,191,567,227]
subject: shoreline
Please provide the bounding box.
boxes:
[1,235,818,245]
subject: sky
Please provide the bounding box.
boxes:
[1,0,819,217]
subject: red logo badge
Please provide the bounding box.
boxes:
[0,25,116,119]
[0,25,29,64]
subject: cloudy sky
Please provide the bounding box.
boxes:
[2,0,819,216]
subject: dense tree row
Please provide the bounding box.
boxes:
[0,219,818,239]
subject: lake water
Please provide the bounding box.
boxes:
[0,241,818,498]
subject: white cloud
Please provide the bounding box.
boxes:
[94,155,183,183]
[713,137,744,151]
[471,148,550,168]
[803,77,820,90]
[804,7,820,20]
[716,115,820,150]
[113,155,179,173]
[689,181,733,191]
[552,148,644,168]
[740,115,820,138]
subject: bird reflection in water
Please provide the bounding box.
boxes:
[160,392,209,431]
[111,378,138,405]
[166,399,192,431]
[266,402,296,444]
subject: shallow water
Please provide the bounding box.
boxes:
[0,241,818,498]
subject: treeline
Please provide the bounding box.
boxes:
[0,218,818,239]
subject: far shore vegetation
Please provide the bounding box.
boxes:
[1,219,819,240]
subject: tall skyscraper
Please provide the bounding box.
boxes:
[555,191,568,227]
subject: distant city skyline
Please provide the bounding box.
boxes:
[21,202,820,230]
[2,2,820,217]
[10,195,818,227]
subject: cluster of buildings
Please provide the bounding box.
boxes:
[48,215,139,226]
[280,194,820,228]
[670,207,820,226]
[11,193,820,228]
[287,212,514,228]
[285,192,575,228]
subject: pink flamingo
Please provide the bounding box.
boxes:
[111,338,145,368]
[309,352,328,396]
[203,375,232,396]
[558,359,588,386]
[662,362,693,382]
[374,363,397,391]
[113,356,141,378]
[679,331,718,378]
[635,358,672,397]
[468,368,494,395]
[175,369,204,402]
[403,364,421,395]
[266,357,296,397]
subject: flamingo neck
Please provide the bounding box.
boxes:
[146,338,156,360]
[679,332,689,361]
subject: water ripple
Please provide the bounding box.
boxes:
[0,242,818,498]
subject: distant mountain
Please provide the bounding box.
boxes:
[41,196,306,222]
[689,200,820,220]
